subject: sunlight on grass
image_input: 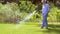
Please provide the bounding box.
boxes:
[0,22,60,34]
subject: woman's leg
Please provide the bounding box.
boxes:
[41,15,46,28]
[41,13,48,28]
[45,16,48,28]
[44,13,48,29]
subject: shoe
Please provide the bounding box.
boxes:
[46,28,48,29]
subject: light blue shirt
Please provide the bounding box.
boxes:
[42,4,50,14]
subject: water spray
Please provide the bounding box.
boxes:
[15,10,37,29]
[14,2,42,29]
[14,5,42,29]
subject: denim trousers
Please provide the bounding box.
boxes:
[41,13,48,28]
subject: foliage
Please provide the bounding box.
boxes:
[0,1,60,23]
[0,3,21,23]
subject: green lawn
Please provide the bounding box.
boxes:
[0,22,60,34]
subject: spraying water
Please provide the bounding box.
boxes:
[15,10,36,29]
[0,3,37,30]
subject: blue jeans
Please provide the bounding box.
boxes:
[41,13,48,28]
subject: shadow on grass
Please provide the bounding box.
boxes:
[42,24,60,34]
[36,24,60,34]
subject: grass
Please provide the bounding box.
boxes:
[0,1,60,34]
[0,22,60,34]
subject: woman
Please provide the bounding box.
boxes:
[41,0,50,29]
